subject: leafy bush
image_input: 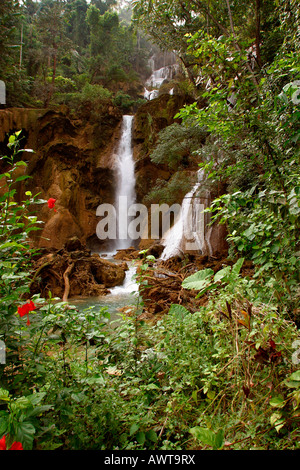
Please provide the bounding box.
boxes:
[80,83,112,102]
[113,91,135,112]
[0,133,45,372]
[144,171,196,205]
[150,121,208,170]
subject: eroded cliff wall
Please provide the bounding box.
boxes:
[0,105,122,250]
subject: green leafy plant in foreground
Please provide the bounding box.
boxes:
[0,388,52,450]
[0,132,46,372]
[178,260,300,449]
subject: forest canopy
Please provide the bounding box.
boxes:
[0,0,151,108]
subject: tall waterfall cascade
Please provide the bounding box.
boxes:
[160,170,212,260]
[114,115,136,250]
[97,114,139,298]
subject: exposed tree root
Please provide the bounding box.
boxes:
[62,262,74,302]
[29,237,128,300]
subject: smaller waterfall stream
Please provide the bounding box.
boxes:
[144,58,179,100]
[160,170,207,260]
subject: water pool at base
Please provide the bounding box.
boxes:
[70,254,139,323]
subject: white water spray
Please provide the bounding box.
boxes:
[114,115,136,250]
[160,170,206,260]
[144,61,179,100]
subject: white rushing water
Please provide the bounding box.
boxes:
[114,115,136,250]
[144,62,179,100]
[110,263,138,296]
[109,115,139,298]
[72,115,139,316]
[160,170,205,260]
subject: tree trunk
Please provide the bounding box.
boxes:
[255,0,262,68]
[45,43,57,107]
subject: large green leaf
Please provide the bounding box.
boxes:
[182,268,214,290]
[146,429,158,443]
[0,241,27,251]
[269,396,285,408]
[130,423,139,436]
[15,421,35,450]
[190,426,224,450]
[136,431,146,445]
[0,389,10,402]
[231,258,244,276]
[168,304,190,319]
[0,411,9,436]
[213,265,231,282]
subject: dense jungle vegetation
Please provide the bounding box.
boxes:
[0,0,300,452]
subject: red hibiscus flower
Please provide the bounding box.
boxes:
[47,198,57,212]
[0,435,23,450]
[17,300,37,326]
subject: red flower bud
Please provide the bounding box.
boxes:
[47,198,57,212]
[47,198,56,208]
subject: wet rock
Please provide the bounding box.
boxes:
[64,236,86,253]
[113,247,140,261]
[90,255,127,287]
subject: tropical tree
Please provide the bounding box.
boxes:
[34,0,71,105]
[0,0,21,74]
[132,0,284,88]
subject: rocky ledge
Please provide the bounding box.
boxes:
[29,237,128,300]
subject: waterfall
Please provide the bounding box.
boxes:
[146,66,174,88]
[144,61,179,101]
[114,115,136,250]
[98,115,138,298]
[160,170,206,260]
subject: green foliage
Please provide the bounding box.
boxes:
[1,135,299,450]
[0,133,45,366]
[0,0,151,107]
[53,75,77,93]
[80,82,112,102]
[150,121,208,170]
[144,171,195,206]
[210,185,300,309]
[64,82,113,116]
[190,426,224,450]
[0,0,21,73]
[0,388,52,450]
[113,91,135,112]
[174,24,300,315]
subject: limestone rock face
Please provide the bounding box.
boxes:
[0,107,45,142]
[0,106,122,251]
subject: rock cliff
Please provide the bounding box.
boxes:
[132,93,193,203]
[0,97,228,260]
[0,105,122,251]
